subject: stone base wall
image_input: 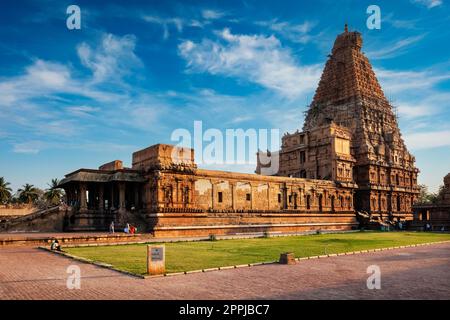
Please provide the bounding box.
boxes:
[1,207,66,233]
[0,206,37,217]
[64,212,115,232]
[147,212,358,238]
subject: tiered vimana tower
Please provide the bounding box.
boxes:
[276,25,420,222]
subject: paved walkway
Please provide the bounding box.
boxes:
[0,243,449,299]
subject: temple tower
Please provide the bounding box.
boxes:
[259,26,421,221]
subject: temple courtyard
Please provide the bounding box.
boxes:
[64,231,450,274]
[0,232,449,299]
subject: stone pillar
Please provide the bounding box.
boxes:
[250,183,254,210]
[65,188,71,206]
[110,184,116,210]
[190,180,195,207]
[231,182,236,210]
[141,186,147,209]
[153,181,158,209]
[282,183,288,210]
[98,184,104,213]
[175,179,179,208]
[134,184,140,209]
[119,182,126,213]
[79,182,87,212]
[211,181,215,210]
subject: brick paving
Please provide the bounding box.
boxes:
[0,243,449,300]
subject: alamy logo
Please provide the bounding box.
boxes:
[171,121,280,174]
[366,265,381,289]
[366,5,381,30]
[66,265,81,289]
[66,5,81,30]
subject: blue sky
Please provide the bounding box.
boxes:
[0,0,449,193]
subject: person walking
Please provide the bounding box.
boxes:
[109,221,115,234]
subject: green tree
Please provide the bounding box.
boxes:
[0,177,12,204]
[416,184,444,205]
[435,185,446,203]
[18,183,39,204]
[44,178,63,206]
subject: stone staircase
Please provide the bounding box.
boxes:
[356,211,393,231]
[0,206,64,232]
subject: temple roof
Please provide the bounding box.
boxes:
[58,169,146,186]
[311,25,387,106]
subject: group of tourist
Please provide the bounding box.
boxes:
[108,221,137,234]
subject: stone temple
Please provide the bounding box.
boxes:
[260,25,420,223]
[1,26,420,236]
[411,173,450,231]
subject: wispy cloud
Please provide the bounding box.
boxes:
[376,67,450,93]
[142,8,226,39]
[11,140,139,155]
[384,13,419,29]
[411,0,443,9]
[77,34,142,83]
[12,141,45,154]
[367,34,426,59]
[201,9,226,20]
[404,130,450,150]
[178,28,321,98]
[66,105,100,117]
[142,15,185,39]
[255,19,317,44]
[0,32,162,152]
[375,65,450,126]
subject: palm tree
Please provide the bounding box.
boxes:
[44,178,63,206]
[18,183,39,204]
[0,177,12,204]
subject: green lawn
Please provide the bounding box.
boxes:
[65,231,450,275]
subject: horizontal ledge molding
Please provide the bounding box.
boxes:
[153,222,359,230]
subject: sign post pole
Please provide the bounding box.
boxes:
[147,245,165,275]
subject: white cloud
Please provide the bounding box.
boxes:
[229,115,253,124]
[367,34,426,59]
[0,60,74,106]
[66,105,99,117]
[201,9,226,20]
[411,0,443,9]
[178,28,321,98]
[13,141,46,154]
[375,66,450,121]
[404,130,450,150]
[0,34,139,109]
[375,67,450,94]
[77,34,142,82]
[0,32,152,150]
[397,102,434,119]
[255,19,316,43]
[384,13,419,29]
[142,15,187,39]
[25,60,71,88]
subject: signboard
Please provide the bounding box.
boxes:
[151,247,164,261]
[147,245,165,275]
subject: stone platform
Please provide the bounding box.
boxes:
[0,232,152,247]
[0,229,361,247]
[148,212,358,237]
